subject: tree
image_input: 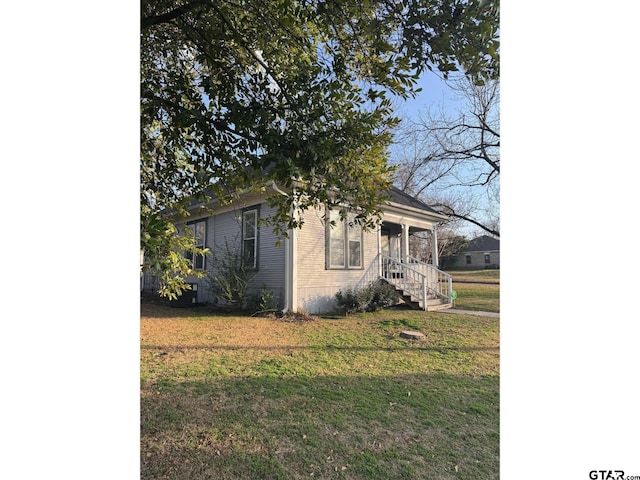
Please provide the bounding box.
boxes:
[140,0,500,297]
[140,211,209,299]
[395,75,500,237]
[409,222,468,266]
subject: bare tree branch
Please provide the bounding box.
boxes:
[431,203,500,237]
[394,76,499,237]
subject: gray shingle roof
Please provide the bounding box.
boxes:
[387,186,440,214]
[463,235,500,252]
[187,184,441,216]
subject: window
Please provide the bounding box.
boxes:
[466,255,471,265]
[327,210,362,269]
[348,221,362,267]
[484,253,491,264]
[242,208,258,268]
[185,219,206,270]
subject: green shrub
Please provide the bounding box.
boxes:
[206,240,256,309]
[247,284,277,313]
[368,281,400,311]
[335,287,371,315]
[335,281,399,315]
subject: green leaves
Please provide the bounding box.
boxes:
[205,240,257,309]
[140,0,499,297]
[140,211,208,300]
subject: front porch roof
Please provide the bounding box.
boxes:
[383,187,448,228]
[387,187,440,214]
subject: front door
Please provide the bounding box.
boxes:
[381,229,390,257]
[381,229,400,259]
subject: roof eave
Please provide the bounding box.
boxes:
[385,201,449,221]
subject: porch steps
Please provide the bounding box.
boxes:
[384,279,452,311]
[424,298,453,311]
[399,293,452,311]
[377,255,453,311]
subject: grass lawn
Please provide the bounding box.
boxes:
[447,270,500,284]
[141,300,499,479]
[445,270,500,313]
[451,284,499,313]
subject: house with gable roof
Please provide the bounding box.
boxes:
[142,184,454,313]
[449,234,500,270]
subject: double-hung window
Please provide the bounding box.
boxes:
[327,210,362,269]
[185,219,206,270]
[242,208,258,269]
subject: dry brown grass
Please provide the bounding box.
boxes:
[141,301,310,349]
[141,298,499,479]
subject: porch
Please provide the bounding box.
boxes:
[358,253,453,311]
[356,217,453,311]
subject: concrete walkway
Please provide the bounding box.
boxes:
[439,308,499,318]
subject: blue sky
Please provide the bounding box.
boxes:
[388,70,497,239]
[395,70,464,121]
[388,70,465,166]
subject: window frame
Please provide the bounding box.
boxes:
[242,207,259,269]
[326,209,363,270]
[465,255,472,265]
[185,219,207,271]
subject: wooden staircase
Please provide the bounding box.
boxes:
[392,284,452,310]
[379,255,453,311]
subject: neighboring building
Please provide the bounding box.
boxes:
[451,235,500,270]
[142,185,454,313]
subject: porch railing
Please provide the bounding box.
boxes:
[406,255,453,302]
[376,254,452,310]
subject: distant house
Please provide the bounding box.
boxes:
[451,235,500,270]
[142,184,455,313]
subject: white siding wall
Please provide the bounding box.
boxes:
[295,207,378,313]
[248,203,286,308]
[180,202,286,307]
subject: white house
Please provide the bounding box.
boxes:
[142,184,453,313]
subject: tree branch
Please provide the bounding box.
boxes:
[142,90,262,146]
[142,0,207,29]
[205,1,298,109]
[431,203,500,237]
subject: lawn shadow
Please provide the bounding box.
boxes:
[141,296,261,319]
[141,372,499,480]
[141,343,499,354]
